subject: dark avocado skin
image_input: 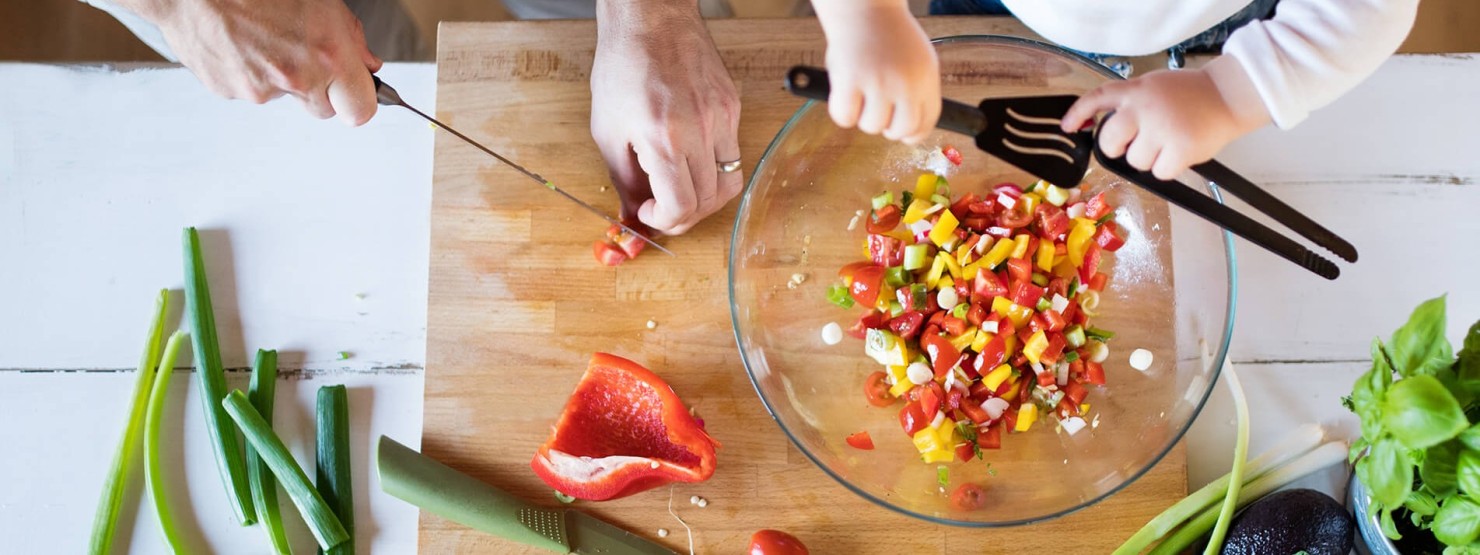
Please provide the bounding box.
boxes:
[1220,488,1354,555]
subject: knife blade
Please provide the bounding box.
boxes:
[376,436,679,555]
[372,76,673,257]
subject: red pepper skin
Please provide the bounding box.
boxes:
[531,353,719,500]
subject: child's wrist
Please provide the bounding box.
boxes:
[1202,56,1272,134]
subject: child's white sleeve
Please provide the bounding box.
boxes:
[1210,0,1419,129]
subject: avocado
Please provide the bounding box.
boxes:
[1219,488,1354,555]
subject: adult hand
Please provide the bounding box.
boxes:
[590,0,742,235]
[119,0,382,125]
[1061,65,1270,180]
[814,0,940,144]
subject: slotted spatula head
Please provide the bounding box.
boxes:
[973,96,1094,188]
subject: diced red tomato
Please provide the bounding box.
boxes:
[1068,359,1086,382]
[921,334,963,377]
[838,261,874,286]
[1041,333,1067,364]
[955,441,977,463]
[962,217,992,231]
[919,382,944,416]
[849,266,886,306]
[1036,366,1056,387]
[1085,361,1107,385]
[1042,310,1067,332]
[1094,221,1125,252]
[941,315,968,337]
[960,399,990,424]
[966,303,988,327]
[996,318,1017,341]
[1047,277,1068,299]
[968,199,995,215]
[927,311,947,328]
[1078,242,1102,284]
[1035,204,1071,239]
[867,204,903,234]
[949,483,988,511]
[868,234,904,267]
[1063,301,1084,326]
[1056,398,1080,417]
[973,271,1008,303]
[1009,281,1045,307]
[977,333,1007,369]
[1006,258,1033,285]
[846,431,875,450]
[899,401,929,436]
[865,371,895,407]
[1086,192,1113,219]
[1089,272,1109,292]
[844,311,888,339]
[1064,381,1089,407]
[946,388,965,411]
[942,145,964,166]
[950,193,980,220]
[980,422,1003,449]
[997,206,1033,229]
[888,311,925,341]
[954,279,972,302]
[593,241,628,267]
[1002,405,1019,431]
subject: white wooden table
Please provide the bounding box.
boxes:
[2,54,1477,553]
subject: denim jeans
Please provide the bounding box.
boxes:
[928,0,1280,57]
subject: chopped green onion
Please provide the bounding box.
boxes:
[144,331,190,553]
[888,300,905,318]
[337,351,352,360]
[826,284,855,308]
[934,178,950,197]
[1065,325,1087,349]
[223,391,350,552]
[903,244,930,271]
[317,385,354,555]
[1067,276,1080,299]
[1085,326,1115,342]
[1095,213,1115,225]
[951,303,968,320]
[937,466,950,488]
[184,227,256,525]
[900,190,914,208]
[554,491,576,504]
[1043,184,1070,206]
[929,194,951,207]
[90,290,169,555]
[908,284,929,310]
[871,191,893,211]
[1204,362,1250,554]
[247,350,291,554]
[1030,273,1049,287]
[1064,351,1080,363]
[883,266,910,288]
[1035,298,1052,312]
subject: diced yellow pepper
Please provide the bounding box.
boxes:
[937,418,958,445]
[876,285,893,312]
[1036,238,1056,272]
[981,237,1015,269]
[1079,403,1091,414]
[1043,183,1070,206]
[970,330,992,353]
[1052,257,1078,279]
[921,449,956,463]
[963,260,981,281]
[886,229,914,243]
[992,297,1033,327]
[929,211,960,247]
[941,252,963,279]
[1003,334,1018,358]
[913,427,947,454]
[862,238,871,259]
[902,199,933,224]
[915,173,939,200]
[938,276,954,293]
[1014,404,1039,432]
[1001,377,1021,401]
[1010,234,1032,259]
[950,328,978,352]
[888,364,909,383]
[926,255,947,288]
[1067,217,1097,266]
[982,363,1013,390]
[1023,330,1049,365]
[990,296,1012,317]
[865,328,911,366]
[889,370,916,398]
[955,243,974,268]
[1019,192,1042,213]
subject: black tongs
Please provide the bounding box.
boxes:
[784,65,1357,280]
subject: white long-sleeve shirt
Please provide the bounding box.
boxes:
[1001,0,1419,129]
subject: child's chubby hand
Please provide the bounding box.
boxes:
[1061,59,1271,180]
[815,0,940,144]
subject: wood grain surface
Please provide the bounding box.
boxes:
[425,18,1185,553]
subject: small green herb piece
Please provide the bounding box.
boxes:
[930,194,951,207]
[317,385,354,554]
[223,390,349,552]
[184,227,256,525]
[1085,327,1115,342]
[1063,351,1080,363]
[247,350,291,555]
[337,351,352,360]
[1095,213,1115,225]
[936,466,949,488]
[90,290,169,555]
[884,266,910,288]
[900,190,914,208]
[871,191,894,211]
[1065,326,1087,349]
[144,331,190,553]
[934,178,950,197]
[826,284,855,308]
[1067,276,1080,299]
[1035,297,1051,313]
[986,464,997,477]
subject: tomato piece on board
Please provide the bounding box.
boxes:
[942,145,965,166]
[950,483,988,511]
[1006,258,1033,285]
[864,371,895,407]
[838,261,874,285]
[997,205,1033,229]
[1094,221,1125,252]
[966,303,989,327]
[846,431,875,450]
[921,334,963,377]
[531,353,719,501]
[1085,361,1107,385]
[750,530,810,555]
[593,241,628,267]
[1064,381,1089,407]
[1078,242,1102,284]
[1085,192,1113,219]
[1089,272,1109,292]
[899,401,929,436]
[919,381,945,417]
[868,234,904,267]
[960,399,991,424]
[1009,281,1045,308]
[978,422,1003,449]
[849,265,886,307]
[867,204,903,234]
[888,311,925,341]
[1035,204,1071,239]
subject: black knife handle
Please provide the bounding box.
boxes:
[784,65,986,137]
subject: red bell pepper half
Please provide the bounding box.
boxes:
[531,353,719,500]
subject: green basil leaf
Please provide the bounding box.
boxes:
[1382,374,1470,450]
[1380,507,1403,540]
[1350,436,1371,464]
[1462,424,1480,452]
[1408,488,1439,517]
[1433,496,1480,546]
[1351,370,1386,439]
[1460,449,1480,497]
[1365,436,1414,508]
[1424,440,1462,497]
[1443,545,1480,555]
[1389,295,1453,378]
[1456,320,1480,402]
[1373,337,1395,390]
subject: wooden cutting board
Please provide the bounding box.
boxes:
[424,17,1186,553]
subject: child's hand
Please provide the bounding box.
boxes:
[1061,66,1270,180]
[815,0,939,143]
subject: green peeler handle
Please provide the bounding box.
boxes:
[376,436,570,553]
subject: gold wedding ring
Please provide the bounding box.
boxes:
[717,159,743,173]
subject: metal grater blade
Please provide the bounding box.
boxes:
[518,507,569,546]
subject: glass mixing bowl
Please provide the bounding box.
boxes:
[729,36,1236,526]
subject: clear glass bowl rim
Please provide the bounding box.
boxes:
[726,34,1240,527]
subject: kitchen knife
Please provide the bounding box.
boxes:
[376,436,679,555]
[372,76,673,257]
